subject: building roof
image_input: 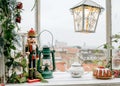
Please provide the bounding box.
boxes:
[66,47,80,54]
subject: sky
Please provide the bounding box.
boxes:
[20,0,120,49]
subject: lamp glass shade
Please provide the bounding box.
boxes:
[42,59,51,66]
[71,0,103,33]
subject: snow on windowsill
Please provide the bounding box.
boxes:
[6,72,120,86]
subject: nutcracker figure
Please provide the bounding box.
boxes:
[25,28,39,79]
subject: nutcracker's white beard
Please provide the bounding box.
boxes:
[32,44,36,50]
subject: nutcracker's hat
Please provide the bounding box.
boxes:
[28,28,36,38]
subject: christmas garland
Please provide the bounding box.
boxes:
[0,0,23,83]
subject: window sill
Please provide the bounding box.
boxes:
[6,72,120,86]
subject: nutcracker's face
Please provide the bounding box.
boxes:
[27,37,37,45]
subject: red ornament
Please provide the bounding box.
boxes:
[16,2,23,9]
[113,70,120,78]
[16,16,21,23]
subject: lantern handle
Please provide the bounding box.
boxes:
[37,29,54,49]
[51,50,56,71]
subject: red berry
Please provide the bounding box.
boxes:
[16,2,23,9]
[16,16,21,23]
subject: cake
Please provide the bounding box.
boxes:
[93,67,112,79]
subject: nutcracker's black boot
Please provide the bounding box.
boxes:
[33,68,37,79]
[29,69,33,79]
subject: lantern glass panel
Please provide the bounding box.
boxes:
[42,59,51,66]
[73,6,83,32]
[84,6,100,32]
[73,6,100,33]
